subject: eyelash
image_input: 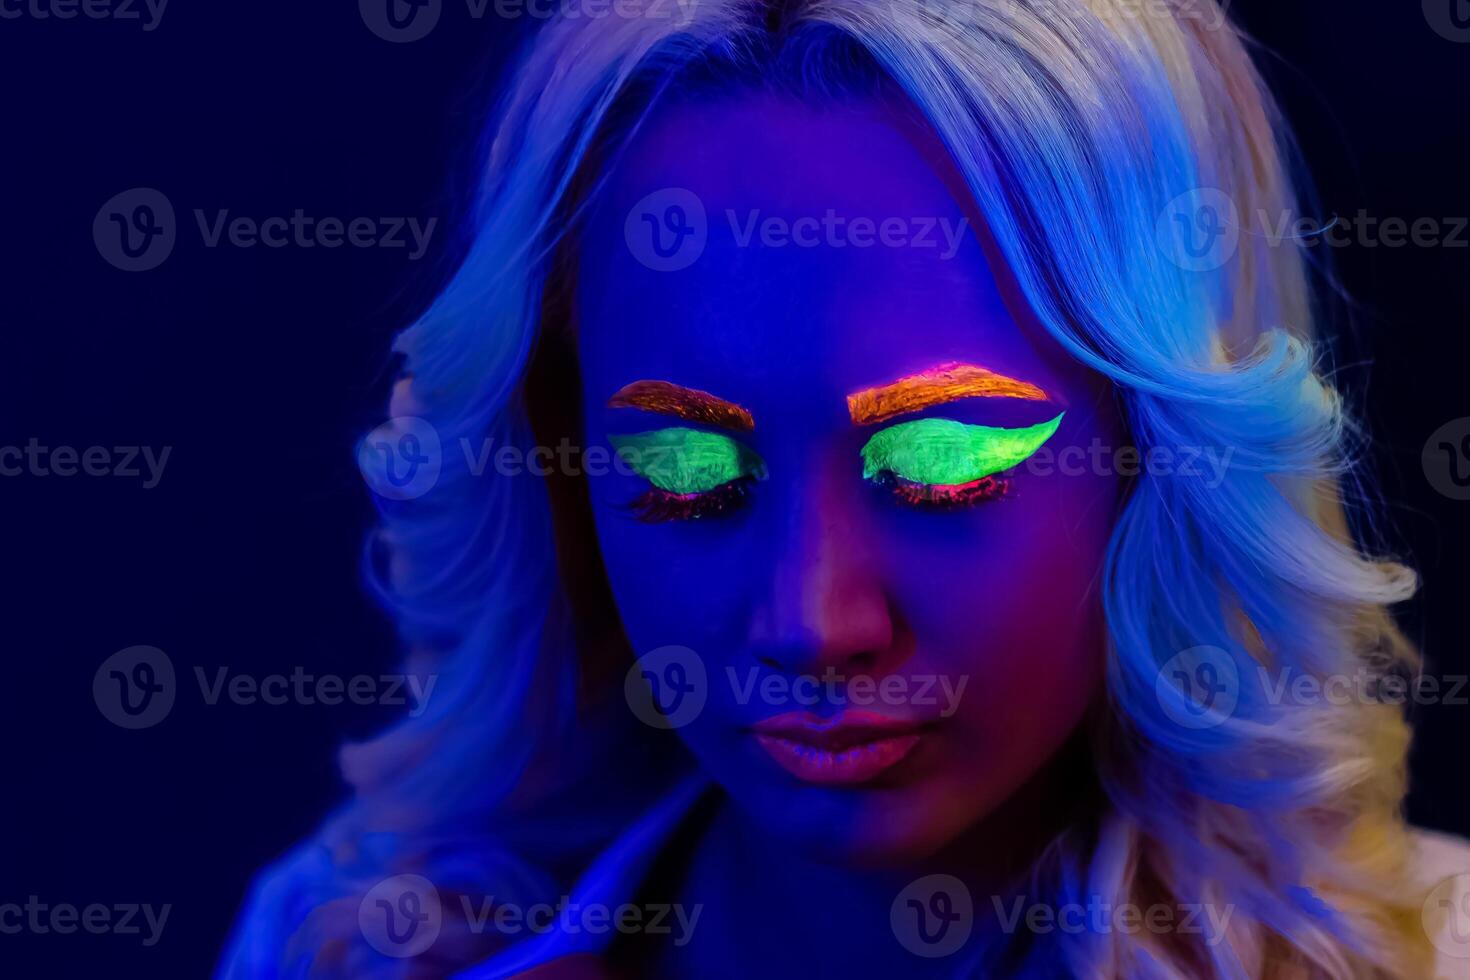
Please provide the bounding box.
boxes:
[870,472,1012,511]
[626,470,1010,523]
[627,476,757,523]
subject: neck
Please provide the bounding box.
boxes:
[665,735,1096,978]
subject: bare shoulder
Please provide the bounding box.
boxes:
[1412,827,1470,978]
[1416,826,1470,876]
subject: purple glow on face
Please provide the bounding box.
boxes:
[577,91,1122,865]
[878,473,1011,510]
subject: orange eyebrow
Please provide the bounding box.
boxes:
[847,361,1049,426]
[608,380,755,432]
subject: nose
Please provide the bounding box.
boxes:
[745,462,905,679]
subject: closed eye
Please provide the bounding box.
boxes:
[860,414,1064,510]
[609,427,766,522]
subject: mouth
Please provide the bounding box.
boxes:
[749,710,927,786]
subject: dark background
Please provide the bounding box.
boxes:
[2,2,1467,975]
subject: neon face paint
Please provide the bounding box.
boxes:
[860,414,1065,487]
[847,361,1050,427]
[610,427,765,495]
[608,380,755,432]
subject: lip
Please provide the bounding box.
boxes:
[750,710,927,786]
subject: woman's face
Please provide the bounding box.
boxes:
[573,92,1122,865]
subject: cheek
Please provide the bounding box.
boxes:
[882,464,1117,731]
[584,475,751,652]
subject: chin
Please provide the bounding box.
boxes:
[731,775,983,869]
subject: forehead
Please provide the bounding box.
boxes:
[575,91,1052,421]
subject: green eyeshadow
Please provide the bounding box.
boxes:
[860,413,1064,486]
[610,428,765,495]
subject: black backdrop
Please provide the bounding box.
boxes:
[2,3,1467,975]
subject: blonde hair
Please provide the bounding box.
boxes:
[222,2,1431,976]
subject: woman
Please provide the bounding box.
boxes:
[221,1,1470,976]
